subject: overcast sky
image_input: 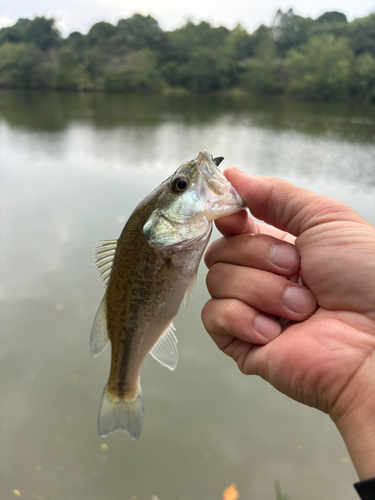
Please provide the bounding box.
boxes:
[0,0,374,36]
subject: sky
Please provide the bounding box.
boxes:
[0,0,374,36]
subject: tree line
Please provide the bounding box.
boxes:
[0,10,374,102]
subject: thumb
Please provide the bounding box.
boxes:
[224,168,363,237]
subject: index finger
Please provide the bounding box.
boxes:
[215,208,295,242]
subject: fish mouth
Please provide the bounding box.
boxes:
[196,150,245,220]
[196,150,225,194]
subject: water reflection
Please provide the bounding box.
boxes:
[1,90,374,500]
[1,90,375,144]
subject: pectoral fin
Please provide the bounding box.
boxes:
[183,270,197,308]
[90,296,109,358]
[149,323,178,371]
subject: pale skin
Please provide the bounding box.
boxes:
[201,168,375,481]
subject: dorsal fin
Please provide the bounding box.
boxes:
[149,323,178,371]
[94,240,117,287]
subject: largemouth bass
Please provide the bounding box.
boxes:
[91,150,244,440]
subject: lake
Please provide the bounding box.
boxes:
[1,90,375,500]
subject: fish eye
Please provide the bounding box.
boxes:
[171,177,189,193]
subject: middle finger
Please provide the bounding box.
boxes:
[206,263,317,321]
[205,233,300,276]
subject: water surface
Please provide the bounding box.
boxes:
[1,90,375,500]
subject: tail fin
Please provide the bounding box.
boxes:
[98,385,144,440]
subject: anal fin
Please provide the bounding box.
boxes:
[149,323,178,371]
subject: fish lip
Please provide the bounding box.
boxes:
[196,151,228,194]
[196,150,245,218]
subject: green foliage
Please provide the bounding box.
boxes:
[88,22,116,44]
[23,17,61,51]
[241,37,280,94]
[0,19,31,45]
[241,60,279,95]
[176,47,235,93]
[251,25,276,54]
[351,52,375,102]
[316,11,348,24]
[0,12,374,102]
[272,9,315,53]
[84,47,107,81]
[0,17,60,51]
[105,49,162,92]
[274,480,289,500]
[0,43,56,89]
[225,24,254,60]
[167,20,229,63]
[116,14,165,52]
[55,64,93,91]
[284,35,353,101]
[348,14,375,56]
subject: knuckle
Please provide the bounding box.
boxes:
[206,262,227,290]
[201,300,214,325]
[204,237,224,268]
[239,233,256,254]
[222,298,241,324]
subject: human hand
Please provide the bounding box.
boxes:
[201,168,375,479]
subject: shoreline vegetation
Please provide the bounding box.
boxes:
[0,10,374,103]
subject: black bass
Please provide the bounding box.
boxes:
[91,150,244,439]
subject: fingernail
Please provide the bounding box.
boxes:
[284,286,317,316]
[271,244,299,269]
[254,315,281,339]
[224,167,252,175]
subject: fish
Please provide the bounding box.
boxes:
[91,150,244,440]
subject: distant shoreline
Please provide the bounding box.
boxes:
[1,12,375,104]
[0,87,373,107]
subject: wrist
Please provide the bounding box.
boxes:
[331,376,375,480]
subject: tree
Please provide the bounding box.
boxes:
[249,25,275,55]
[0,42,56,88]
[348,14,375,56]
[87,22,116,46]
[104,49,162,92]
[351,52,375,102]
[167,21,229,63]
[23,17,61,51]
[272,9,315,53]
[240,36,280,94]
[0,12,374,101]
[225,24,254,60]
[84,46,107,83]
[176,46,234,93]
[284,35,354,101]
[0,19,32,45]
[116,14,166,52]
[316,12,347,24]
